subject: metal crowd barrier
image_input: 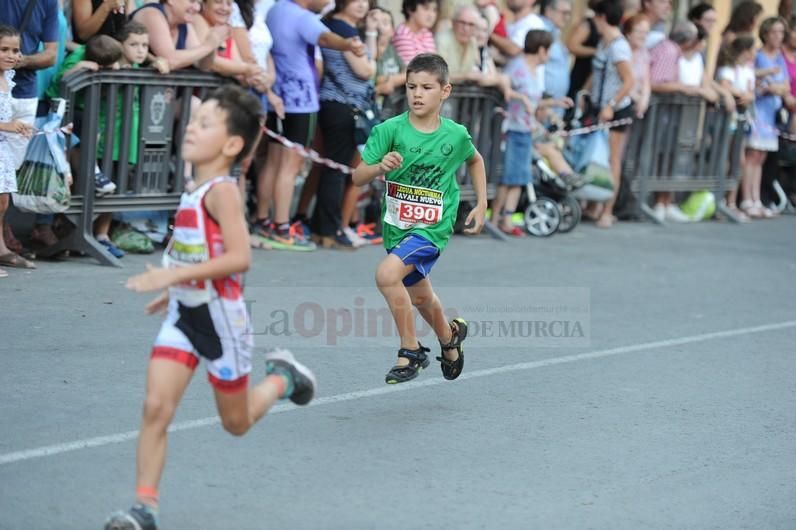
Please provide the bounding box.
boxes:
[622,93,746,223]
[45,69,226,266]
[381,84,506,238]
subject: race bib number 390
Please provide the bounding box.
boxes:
[384,182,444,229]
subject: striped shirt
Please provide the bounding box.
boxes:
[392,23,436,65]
[319,18,372,110]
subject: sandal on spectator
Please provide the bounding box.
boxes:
[739,200,762,218]
[3,224,23,254]
[596,215,613,228]
[0,252,36,269]
[499,225,525,237]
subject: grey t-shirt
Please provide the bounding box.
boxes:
[591,36,632,110]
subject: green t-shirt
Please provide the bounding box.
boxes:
[45,48,140,163]
[361,112,476,251]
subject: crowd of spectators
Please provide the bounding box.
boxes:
[0,0,794,275]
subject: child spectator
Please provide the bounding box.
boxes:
[45,34,124,255]
[717,35,756,221]
[392,0,438,65]
[372,7,406,100]
[0,25,35,275]
[491,29,577,237]
[744,16,789,219]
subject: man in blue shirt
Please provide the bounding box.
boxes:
[0,0,59,249]
[541,0,572,115]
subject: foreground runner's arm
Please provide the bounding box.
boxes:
[353,151,403,186]
[126,181,251,294]
[463,150,487,235]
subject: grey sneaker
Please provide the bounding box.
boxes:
[104,504,158,530]
[265,348,317,405]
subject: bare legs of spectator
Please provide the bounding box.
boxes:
[491,184,522,234]
[740,148,771,218]
[597,129,628,228]
[256,143,304,226]
[0,193,35,271]
[340,152,362,229]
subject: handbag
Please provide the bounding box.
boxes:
[324,66,380,145]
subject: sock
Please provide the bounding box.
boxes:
[136,486,160,512]
[276,223,290,235]
[266,373,293,399]
[292,213,307,224]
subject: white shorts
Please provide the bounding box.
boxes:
[152,297,254,393]
[8,97,37,170]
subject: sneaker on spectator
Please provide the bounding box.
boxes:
[342,226,368,248]
[98,237,125,258]
[311,230,357,250]
[652,203,666,223]
[356,223,383,245]
[665,204,691,223]
[291,219,312,241]
[267,223,317,252]
[250,221,275,249]
[95,169,116,196]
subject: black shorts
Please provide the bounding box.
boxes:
[266,112,318,147]
[611,104,635,133]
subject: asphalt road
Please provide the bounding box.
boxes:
[1,218,795,530]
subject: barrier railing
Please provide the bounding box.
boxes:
[45,68,226,266]
[622,93,745,223]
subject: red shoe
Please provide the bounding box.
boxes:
[356,223,383,245]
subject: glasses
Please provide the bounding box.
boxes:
[453,19,478,29]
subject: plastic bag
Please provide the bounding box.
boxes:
[12,113,71,214]
[565,129,614,203]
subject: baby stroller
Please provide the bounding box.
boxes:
[523,157,582,237]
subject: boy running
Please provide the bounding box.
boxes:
[352,53,487,384]
[104,85,316,530]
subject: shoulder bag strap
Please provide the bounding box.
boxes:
[19,0,40,36]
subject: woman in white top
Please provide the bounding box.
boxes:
[717,35,756,221]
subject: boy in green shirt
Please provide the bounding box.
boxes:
[353,53,487,385]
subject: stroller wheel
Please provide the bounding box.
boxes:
[557,196,582,234]
[524,197,561,237]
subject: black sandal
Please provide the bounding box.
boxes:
[437,318,467,380]
[385,344,431,384]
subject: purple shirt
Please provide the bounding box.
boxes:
[267,0,328,113]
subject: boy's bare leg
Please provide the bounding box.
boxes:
[376,254,419,366]
[407,278,458,362]
[136,359,194,507]
[213,379,283,437]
